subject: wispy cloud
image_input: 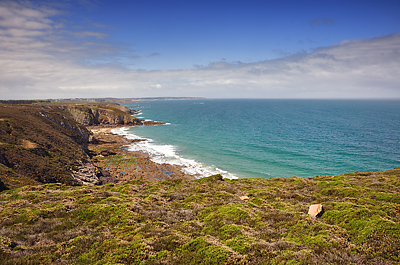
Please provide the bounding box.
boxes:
[0,1,399,99]
[148,53,161,57]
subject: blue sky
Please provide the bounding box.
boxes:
[71,0,400,69]
[1,0,400,99]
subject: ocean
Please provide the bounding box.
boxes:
[115,99,400,179]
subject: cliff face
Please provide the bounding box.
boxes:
[66,106,98,126]
[40,106,92,148]
[67,104,142,126]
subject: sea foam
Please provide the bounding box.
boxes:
[111,127,237,179]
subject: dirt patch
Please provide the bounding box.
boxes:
[89,127,113,134]
[21,139,38,149]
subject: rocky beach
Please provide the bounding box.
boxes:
[88,126,196,183]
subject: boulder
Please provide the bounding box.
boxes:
[308,204,324,218]
[203,174,224,182]
[240,195,249,201]
[100,149,117,156]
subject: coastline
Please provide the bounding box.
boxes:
[1,102,400,264]
[88,125,196,182]
[111,126,239,180]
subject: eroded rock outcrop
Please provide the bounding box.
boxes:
[67,104,143,126]
[73,160,102,185]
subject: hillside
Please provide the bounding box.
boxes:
[0,169,399,264]
[0,103,144,190]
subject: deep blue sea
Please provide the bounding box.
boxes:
[118,99,400,179]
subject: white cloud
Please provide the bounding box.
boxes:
[0,1,399,100]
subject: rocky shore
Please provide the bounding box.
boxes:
[87,126,196,183]
[0,102,187,190]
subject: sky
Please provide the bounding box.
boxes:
[0,0,400,100]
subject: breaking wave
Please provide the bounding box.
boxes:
[111,127,238,179]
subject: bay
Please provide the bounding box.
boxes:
[122,99,400,178]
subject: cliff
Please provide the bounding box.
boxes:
[0,103,148,190]
[67,103,143,126]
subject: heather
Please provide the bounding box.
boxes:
[1,169,399,264]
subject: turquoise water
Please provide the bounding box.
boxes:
[121,99,400,178]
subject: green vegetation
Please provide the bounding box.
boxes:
[0,169,399,264]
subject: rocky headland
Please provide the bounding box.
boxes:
[0,102,172,190]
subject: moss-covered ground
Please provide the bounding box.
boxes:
[0,168,399,264]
